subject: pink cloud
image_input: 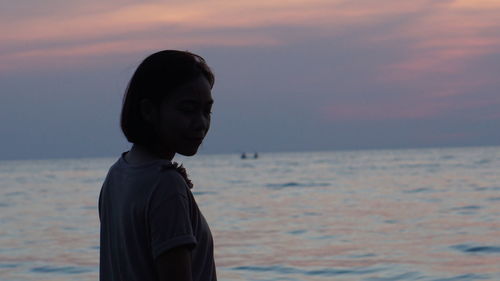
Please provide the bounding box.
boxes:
[374,1,500,82]
[0,0,447,70]
[322,101,445,121]
[0,32,280,73]
[1,0,500,83]
[321,95,497,121]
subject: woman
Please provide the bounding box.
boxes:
[99,50,216,281]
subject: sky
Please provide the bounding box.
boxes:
[1,0,500,160]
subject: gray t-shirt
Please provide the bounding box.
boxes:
[99,155,216,281]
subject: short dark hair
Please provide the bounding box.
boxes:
[120,50,214,145]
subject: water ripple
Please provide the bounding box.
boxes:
[450,205,481,211]
[365,271,421,281]
[30,265,94,274]
[287,229,307,235]
[0,263,20,269]
[232,265,383,276]
[192,191,218,196]
[432,273,490,280]
[448,205,482,215]
[403,187,433,193]
[266,182,330,190]
[451,244,500,255]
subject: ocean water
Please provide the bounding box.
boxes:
[1,146,500,281]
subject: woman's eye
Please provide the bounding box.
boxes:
[179,105,196,112]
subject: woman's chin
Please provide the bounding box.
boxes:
[177,147,199,157]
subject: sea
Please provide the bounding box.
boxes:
[1,146,499,281]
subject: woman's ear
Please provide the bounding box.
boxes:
[140,99,157,123]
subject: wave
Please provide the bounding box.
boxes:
[266,182,331,190]
[31,265,95,274]
[451,244,500,255]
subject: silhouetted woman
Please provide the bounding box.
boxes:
[99,50,216,281]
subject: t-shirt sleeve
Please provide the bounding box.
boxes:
[148,173,197,259]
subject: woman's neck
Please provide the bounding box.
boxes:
[124,144,175,164]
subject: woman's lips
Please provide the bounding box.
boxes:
[186,137,204,142]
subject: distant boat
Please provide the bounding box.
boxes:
[241,152,259,159]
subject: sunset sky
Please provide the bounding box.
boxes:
[1,0,500,159]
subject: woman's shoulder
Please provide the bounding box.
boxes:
[160,162,193,188]
[155,162,193,198]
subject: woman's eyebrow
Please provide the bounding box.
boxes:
[179,99,214,104]
[179,99,214,107]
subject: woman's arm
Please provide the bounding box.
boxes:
[155,246,193,281]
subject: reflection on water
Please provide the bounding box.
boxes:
[1,147,500,280]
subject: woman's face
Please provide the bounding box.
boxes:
[155,76,213,157]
